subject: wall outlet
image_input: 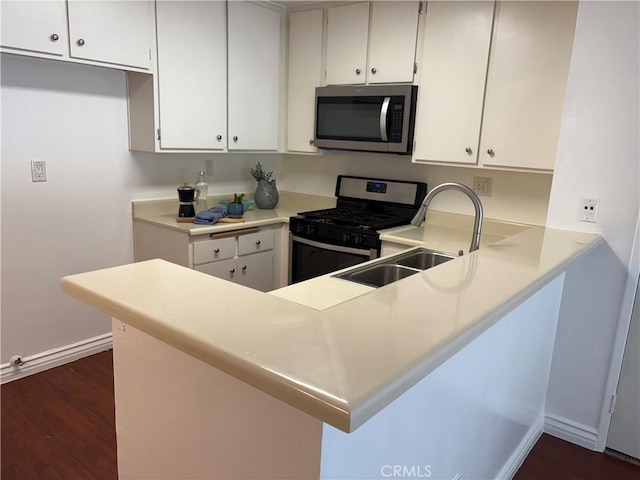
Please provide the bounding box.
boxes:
[579,198,599,223]
[205,159,214,176]
[30,161,47,182]
[473,176,492,197]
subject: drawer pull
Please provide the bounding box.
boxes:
[241,265,247,271]
[214,248,220,253]
[229,268,235,273]
[256,240,261,246]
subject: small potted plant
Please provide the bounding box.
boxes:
[251,162,279,209]
[227,193,245,217]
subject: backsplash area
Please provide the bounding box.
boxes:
[280,152,552,226]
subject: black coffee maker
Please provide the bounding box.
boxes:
[177,183,200,218]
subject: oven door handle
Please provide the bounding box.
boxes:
[379,96,390,142]
[291,235,375,257]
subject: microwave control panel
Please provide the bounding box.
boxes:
[389,100,405,143]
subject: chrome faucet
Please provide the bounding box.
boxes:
[411,182,484,253]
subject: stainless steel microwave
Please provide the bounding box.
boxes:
[314,84,418,155]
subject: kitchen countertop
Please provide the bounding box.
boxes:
[61,219,603,433]
[132,191,336,236]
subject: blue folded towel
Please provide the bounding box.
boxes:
[194,207,227,225]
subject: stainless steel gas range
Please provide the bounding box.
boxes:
[289,175,427,284]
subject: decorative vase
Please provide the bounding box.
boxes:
[254,179,279,209]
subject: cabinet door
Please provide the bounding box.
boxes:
[1,0,68,56]
[287,9,323,153]
[326,3,370,85]
[479,1,578,170]
[237,251,274,292]
[413,1,494,164]
[67,0,152,70]
[194,258,237,283]
[228,2,281,151]
[367,1,420,84]
[156,1,226,149]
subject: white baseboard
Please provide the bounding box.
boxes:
[544,413,599,450]
[1,333,113,384]
[496,414,544,480]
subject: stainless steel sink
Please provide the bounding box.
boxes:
[339,264,420,288]
[392,249,457,270]
[333,248,457,288]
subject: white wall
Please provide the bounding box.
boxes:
[281,153,552,225]
[0,54,280,364]
[544,0,640,449]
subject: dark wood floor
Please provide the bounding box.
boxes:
[2,351,639,480]
[1,351,117,480]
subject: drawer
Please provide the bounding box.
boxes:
[237,230,274,256]
[192,236,235,265]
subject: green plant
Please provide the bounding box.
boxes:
[250,162,273,182]
[232,193,245,204]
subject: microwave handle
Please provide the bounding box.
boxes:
[380,96,391,142]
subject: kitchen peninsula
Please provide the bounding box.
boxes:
[61,192,602,479]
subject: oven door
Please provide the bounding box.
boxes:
[289,235,378,284]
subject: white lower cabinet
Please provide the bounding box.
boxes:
[133,221,282,293]
[192,229,275,292]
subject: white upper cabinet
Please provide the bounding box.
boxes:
[414,0,577,172]
[287,9,323,153]
[228,1,282,150]
[156,1,226,150]
[326,2,370,85]
[367,1,420,83]
[479,1,578,171]
[67,0,152,70]
[413,1,494,164]
[1,0,68,56]
[325,1,420,85]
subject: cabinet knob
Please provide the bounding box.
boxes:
[50,34,60,42]
[355,68,361,75]
[255,240,261,246]
[309,139,314,145]
[241,265,247,271]
[465,147,472,154]
[230,268,235,273]
[371,67,377,74]
[487,149,495,156]
[77,38,85,46]
[214,248,220,253]
[233,136,238,142]
[216,135,222,141]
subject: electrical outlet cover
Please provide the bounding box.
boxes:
[579,198,599,223]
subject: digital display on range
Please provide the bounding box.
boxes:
[366,182,387,194]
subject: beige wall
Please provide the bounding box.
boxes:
[281,152,552,225]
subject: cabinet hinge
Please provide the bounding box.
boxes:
[609,393,617,414]
[414,62,418,74]
[149,48,151,61]
[418,1,424,14]
[156,128,161,141]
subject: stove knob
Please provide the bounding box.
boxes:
[351,234,363,246]
[342,233,350,243]
[305,225,316,236]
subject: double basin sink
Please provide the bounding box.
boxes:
[333,248,457,288]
